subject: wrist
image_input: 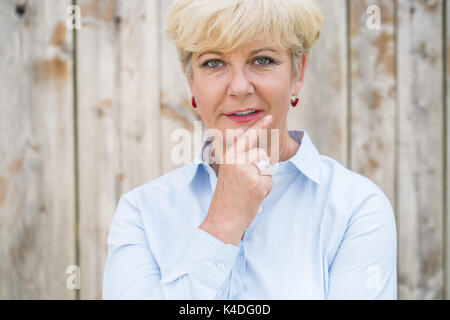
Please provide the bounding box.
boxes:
[200,213,247,246]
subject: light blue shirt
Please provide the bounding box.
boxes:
[103,130,397,299]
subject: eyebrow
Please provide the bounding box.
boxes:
[197,47,279,59]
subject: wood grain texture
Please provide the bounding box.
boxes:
[349,0,396,205]
[160,0,202,175]
[76,0,161,299]
[287,0,348,165]
[397,0,444,299]
[0,0,75,299]
[0,0,449,300]
[446,0,450,301]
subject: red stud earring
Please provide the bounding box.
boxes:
[191,96,197,108]
[291,95,300,107]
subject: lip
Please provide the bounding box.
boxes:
[225,108,262,116]
[225,109,263,123]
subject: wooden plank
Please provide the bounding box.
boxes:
[161,0,202,174]
[446,0,450,300]
[0,0,75,299]
[348,0,396,218]
[77,0,162,299]
[286,0,348,165]
[397,0,444,299]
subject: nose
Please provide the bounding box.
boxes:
[227,65,254,99]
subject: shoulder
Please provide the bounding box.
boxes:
[121,163,197,209]
[318,154,395,226]
[319,154,376,191]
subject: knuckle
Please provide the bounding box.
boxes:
[248,173,261,185]
[255,179,271,194]
[235,163,248,175]
[254,186,266,198]
[262,179,273,196]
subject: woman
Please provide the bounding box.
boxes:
[103,0,397,299]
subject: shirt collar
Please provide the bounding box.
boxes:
[180,129,321,193]
[285,130,321,184]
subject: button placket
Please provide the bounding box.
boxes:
[228,244,245,299]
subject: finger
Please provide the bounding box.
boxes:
[252,160,273,176]
[248,148,272,176]
[234,114,272,152]
[225,146,268,165]
[245,148,272,176]
[238,147,271,166]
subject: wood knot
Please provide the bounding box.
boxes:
[15,3,26,16]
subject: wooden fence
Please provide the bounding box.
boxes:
[0,0,448,299]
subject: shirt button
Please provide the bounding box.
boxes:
[258,206,263,214]
[216,262,225,271]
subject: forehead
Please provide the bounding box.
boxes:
[195,39,286,59]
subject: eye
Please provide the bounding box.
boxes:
[254,56,275,65]
[202,59,224,69]
[201,56,278,70]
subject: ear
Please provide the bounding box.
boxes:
[292,54,307,95]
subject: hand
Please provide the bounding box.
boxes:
[199,114,274,245]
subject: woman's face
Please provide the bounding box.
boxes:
[188,39,306,143]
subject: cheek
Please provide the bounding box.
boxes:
[254,71,291,96]
[196,81,224,127]
[196,77,226,106]
[257,79,291,108]
[255,80,291,126]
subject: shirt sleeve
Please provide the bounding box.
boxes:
[327,187,397,299]
[102,194,240,299]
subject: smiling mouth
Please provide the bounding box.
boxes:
[232,110,259,116]
[226,108,262,116]
[225,109,264,123]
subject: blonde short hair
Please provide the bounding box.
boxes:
[165,0,323,78]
